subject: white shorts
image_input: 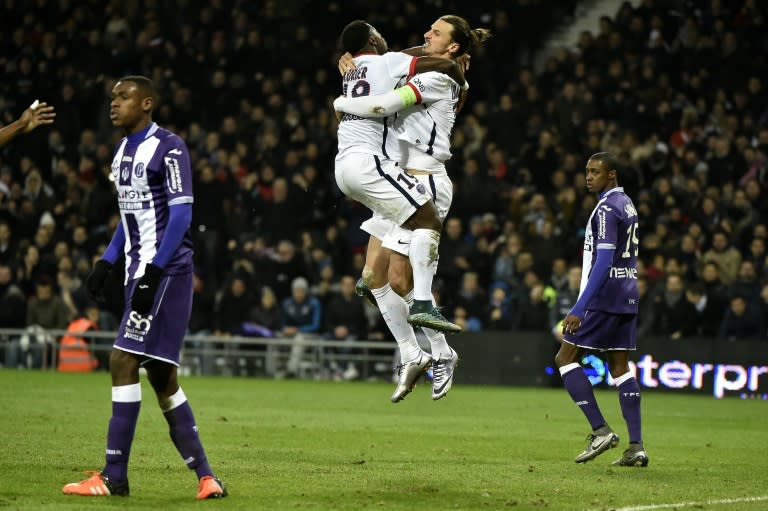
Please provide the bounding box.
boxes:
[335,153,432,227]
[361,172,453,256]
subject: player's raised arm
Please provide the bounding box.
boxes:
[0,100,55,148]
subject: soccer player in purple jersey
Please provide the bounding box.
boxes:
[555,152,649,467]
[62,76,227,499]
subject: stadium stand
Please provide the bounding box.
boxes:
[0,0,766,360]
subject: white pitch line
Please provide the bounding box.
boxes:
[607,495,768,511]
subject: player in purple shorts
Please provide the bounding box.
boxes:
[555,152,649,467]
[62,76,227,499]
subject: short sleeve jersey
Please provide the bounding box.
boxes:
[110,122,194,281]
[580,187,640,314]
[394,71,461,168]
[336,51,416,161]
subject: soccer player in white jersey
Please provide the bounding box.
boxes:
[334,20,466,338]
[63,76,227,500]
[335,16,491,401]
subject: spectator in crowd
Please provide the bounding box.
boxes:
[453,272,487,329]
[213,274,256,336]
[485,281,515,330]
[684,282,724,338]
[26,276,71,330]
[323,275,367,380]
[248,286,283,336]
[728,260,762,304]
[635,277,656,340]
[652,274,697,339]
[699,261,730,314]
[746,236,767,279]
[549,266,581,335]
[719,295,763,341]
[517,282,550,331]
[189,271,216,334]
[0,263,26,329]
[282,276,322,376]
[702,231,742,285]
[0,221,16,265]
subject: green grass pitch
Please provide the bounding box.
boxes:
[1,370,766,511]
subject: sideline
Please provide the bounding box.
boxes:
[605,495,768,511]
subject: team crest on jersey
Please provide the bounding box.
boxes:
[120,166,130,182]
[416,183,426,194]
[134,162,145,178]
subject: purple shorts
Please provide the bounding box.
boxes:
[562,309,637,351]
[115,272,193,366]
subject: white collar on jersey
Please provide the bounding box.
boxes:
[126,122,159,144]
[598,186,623,199]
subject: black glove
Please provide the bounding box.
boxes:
[131,264,164,315]
[86,259,114,302]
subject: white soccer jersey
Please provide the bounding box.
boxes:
[336,51,416,161]
[394,71,461,173]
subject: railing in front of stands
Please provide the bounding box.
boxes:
[0,328,399,381]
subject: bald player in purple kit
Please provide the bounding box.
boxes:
[63,76,227,500]
[555,152,649,467]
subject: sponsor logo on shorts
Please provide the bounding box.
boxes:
[610,267,638,279]
[125,310,152,342]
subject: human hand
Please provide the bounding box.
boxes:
[86,260,113,302]
[561,314,582,335]
[456,53,471,72]
[19,100,56,133]
[131,264,164,315]
[338,52,355,75]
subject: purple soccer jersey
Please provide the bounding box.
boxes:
[110,123,194,281]
[110,123,195,365]
[580,187,639,314]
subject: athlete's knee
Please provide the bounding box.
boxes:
[554,345,580,369]
[389,278,410,297]
[607,354,630,378]
[146,361,178,397]
[388,259,412,296]
[110,349,140,385]
[362,265,386,289]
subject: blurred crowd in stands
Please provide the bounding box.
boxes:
[1,0,767,357]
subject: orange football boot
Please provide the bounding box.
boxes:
[196,475,227,499]
[62,471,129,496]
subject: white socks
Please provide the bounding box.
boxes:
[403,289,450,359]
[372,283,421,362]
[409,229,440,301]
[112,383,142,403]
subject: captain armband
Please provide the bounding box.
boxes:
[395,85,419,108]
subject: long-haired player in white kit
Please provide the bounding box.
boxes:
[335,16,491,402]
[334,20,468,338]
